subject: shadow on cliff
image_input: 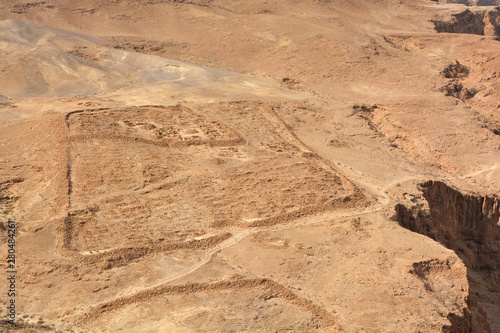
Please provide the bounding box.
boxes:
[431,7,500,37]
[395,180,500,333]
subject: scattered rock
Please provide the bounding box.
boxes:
[441,81,477,100]
[442,61,469,79]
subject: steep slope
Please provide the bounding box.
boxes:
[0,1,499,332]
[396,181,500,332]
[432,6,500,36]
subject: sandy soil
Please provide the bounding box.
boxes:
[0,0,499,332]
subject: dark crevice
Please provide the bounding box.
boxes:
[431,7,500,37]
[395,180,500,333]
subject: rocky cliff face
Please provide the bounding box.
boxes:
[432,7,500,37]
[420,181,500,268]
[484,6,500,35]
[395,180,500,333]
[437,0,500,6]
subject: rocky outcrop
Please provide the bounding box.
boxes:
[484,6,500,35]
[395,180,500,333]
[441,81,477,99]
[432,7,500,37]
[420,181,499,267]
[441,61,470,79]
[439,61,478,100]
[435,0,500,6]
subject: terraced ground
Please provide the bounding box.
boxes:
[0,0,499,332]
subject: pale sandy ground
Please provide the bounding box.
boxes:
[0,0,499,332]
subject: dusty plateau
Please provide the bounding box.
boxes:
[0,0,500,332]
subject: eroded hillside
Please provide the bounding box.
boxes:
[0,0,499,332]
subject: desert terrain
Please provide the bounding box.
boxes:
[0,0,499,332]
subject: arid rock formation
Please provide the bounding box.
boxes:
[0,0,499,332]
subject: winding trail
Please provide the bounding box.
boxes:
[66,103,409,323]
[458,163,500,180]
[64,102,500,327]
